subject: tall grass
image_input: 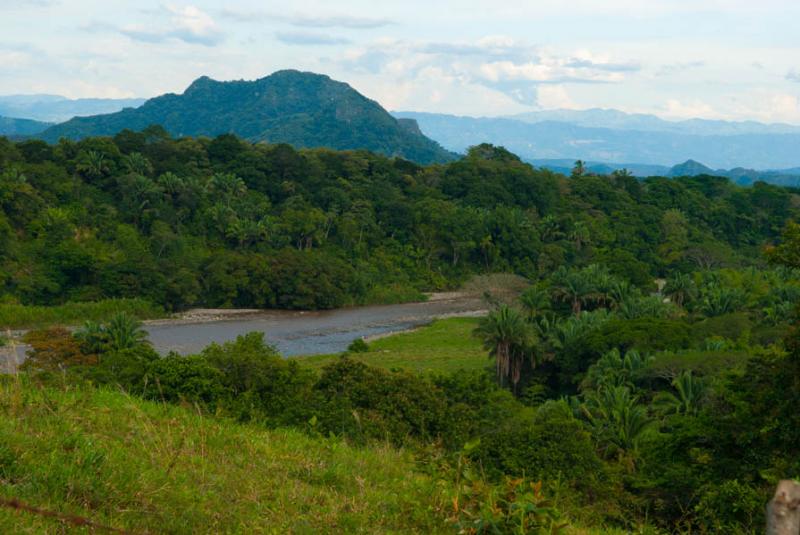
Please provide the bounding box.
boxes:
[0,378,452,533]
[0,299,165,330]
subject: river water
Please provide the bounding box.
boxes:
[1,297,484,372]
[143,296,484,356]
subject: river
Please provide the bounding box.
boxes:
[2,295,486,372]
[144,295,485,356]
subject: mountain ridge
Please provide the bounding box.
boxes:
[393,111,800,169]
[40,71,455,164]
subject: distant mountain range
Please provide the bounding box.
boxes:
[0,95,146,123]
[393,111,800,170]
[39,71,455,164]
[507,108,800,136]
[529,159,800,187]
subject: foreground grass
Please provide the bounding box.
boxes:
[0,379,452,534]
[0,299,165,330]
[298,317,488,374]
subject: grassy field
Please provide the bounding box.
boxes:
[0,378,454,534]
[0,299,165,330]
[297,317,489,375]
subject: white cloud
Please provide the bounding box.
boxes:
[120,4,223,46]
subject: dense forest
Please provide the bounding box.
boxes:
[1,128,796,311]
[3,129,800,533]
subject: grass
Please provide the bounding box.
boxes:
[297,317,489,375]
[0,299,165,330]
[0,378,453,534]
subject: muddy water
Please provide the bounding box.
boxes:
[145,297,485,357]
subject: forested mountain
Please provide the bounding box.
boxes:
[0,95,146,123]
[40,71,455,164]
[394,111,800,169]
[0,116,52,137]
[1,132,796,311]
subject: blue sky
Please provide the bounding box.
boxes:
[2,0,800,122]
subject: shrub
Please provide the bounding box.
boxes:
[202,332,315,426]
[20,327,97,377]
[144,354,227,409]
[347,338,370,353]
[312,358,448,445]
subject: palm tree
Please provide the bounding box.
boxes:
[519,285,550,320]
[551,267,601,315]
[76,150,111,180]
[569,221,592,251]
[104,313,151,351]
[663,273,695,308]
[582,349,653,391]
[581,386,652,460]
[474,305,536,393]
[123,152,154,176]
[653,371,706,416]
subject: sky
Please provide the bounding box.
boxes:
[3,0,800,123]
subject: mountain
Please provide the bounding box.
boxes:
[528,158,800,187]
[393,111,800,169]
[508,108,800,136]
[0,95,146,123]
[40,71,455,164]
[0,115,52,137]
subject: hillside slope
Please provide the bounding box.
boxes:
[0,380,451,533]
[0,116,52,137]
[41,71,455,164]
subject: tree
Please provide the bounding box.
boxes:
[551,266,603,315]
[653,370,706,416]
[519,285,551,320]
[580,385,652,461]
[766,220,800,269]
[571,160,586,178]
[75,313,152,355]
[663,272,695,307]
[474,305,537,393]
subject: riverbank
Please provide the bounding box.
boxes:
[296,317,487,374]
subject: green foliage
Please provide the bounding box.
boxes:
[312,358,449,445]
[0,299,163,330]
[42,71,455,164]
[347,338,370,353]
[475,305,537,391]
[0,379,454,533]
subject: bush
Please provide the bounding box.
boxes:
[694,479,764,533]
[347,338,370,353]
[473,400,604,488]
[201,332,315,426]
[144,354,227,409]
[312,358,448,445]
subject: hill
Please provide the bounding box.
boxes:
[0,116,52,137]
[0,379,452,533]
[40,71,455,164]
[394,111,800,170]
[0,95,146,123]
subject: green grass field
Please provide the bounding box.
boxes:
[297,317,489,375]
[0,299,165,330]
[0,378,453,534]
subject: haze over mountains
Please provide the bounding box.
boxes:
[394,111,800,171]
[0,95,146,123]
